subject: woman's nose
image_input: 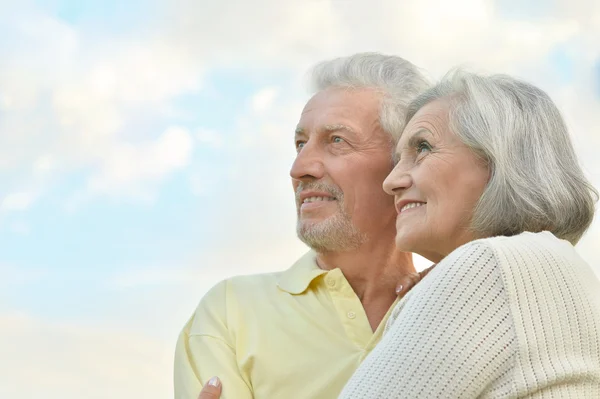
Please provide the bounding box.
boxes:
[383,165,412,196]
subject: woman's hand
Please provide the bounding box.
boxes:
[395,264,436,297]
[197,377,222,399]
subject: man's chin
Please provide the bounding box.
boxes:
[296,221,366,252]
[297,233,333,252]
[296,226,325,241]
[297,215,331,230]
[297,221,330,245]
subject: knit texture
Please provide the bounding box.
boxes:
[339,231,600,398]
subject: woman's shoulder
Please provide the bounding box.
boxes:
[466,230,565,253]
[433,231,597,308]
[468,231,600,318]
[473,231,584,272]
[475,230,566,248]
[454,231,580,273]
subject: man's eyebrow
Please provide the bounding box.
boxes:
[322,124,356,134]
[295,124,356,137]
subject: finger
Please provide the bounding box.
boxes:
[395,272,422,297]
[198,376,222,399]
[419,264,436,280]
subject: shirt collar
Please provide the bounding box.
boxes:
[277,250,328,295]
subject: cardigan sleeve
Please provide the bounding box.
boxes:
[339,241,517,398]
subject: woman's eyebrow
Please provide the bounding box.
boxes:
[393,129,433,164]
[407,128,432,147]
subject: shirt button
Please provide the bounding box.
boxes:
[347,311,356,319]
[327,279,336,287]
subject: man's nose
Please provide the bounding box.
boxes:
[290,142,325,182]
[383,164,412,196]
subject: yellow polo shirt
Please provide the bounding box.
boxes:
[174,250,399,399]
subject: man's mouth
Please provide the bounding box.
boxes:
[302,196,336,204]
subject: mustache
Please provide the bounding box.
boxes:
[295,182,343,203]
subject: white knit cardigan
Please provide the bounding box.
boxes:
[339,231,600,398]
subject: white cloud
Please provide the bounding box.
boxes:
[32,154,56,177]
[0,312,172,399]
[110,267,204,289]
[0,191,37,211]
[196,128,223,148]
[157,0,594,79]
[0,4,203,206]
[85,126,193,199]
[251,87,280,113]
[188,172,216,197]
[9,221,30,235]
[0,263,46,286]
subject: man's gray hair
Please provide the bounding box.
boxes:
[407,70,598,244]
[309,53,431,141]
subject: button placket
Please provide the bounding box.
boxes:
[324,269,373,347]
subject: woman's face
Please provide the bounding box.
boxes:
[383,99,490,262]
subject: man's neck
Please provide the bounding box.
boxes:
[314,237,415,330]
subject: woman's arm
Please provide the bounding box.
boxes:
[339,242,517,398]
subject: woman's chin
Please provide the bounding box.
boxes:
[394,234,419,254]
[394,233,441,262]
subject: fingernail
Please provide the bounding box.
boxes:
[208,376,220,387]
[395,284,403,295]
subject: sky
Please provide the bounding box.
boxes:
[0,0,599,398]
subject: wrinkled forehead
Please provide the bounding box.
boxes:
[301,87,382,117]
[398,99,451,144]
[298,88,384,135]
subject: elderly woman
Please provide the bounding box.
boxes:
[338,71,600,398]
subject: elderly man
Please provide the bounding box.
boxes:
[174,53,431,399]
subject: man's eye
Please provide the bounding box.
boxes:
[296,141,306,151]
[332,136,345,143]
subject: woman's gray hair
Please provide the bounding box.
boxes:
[407,70,598,244]
[309,53,431,141]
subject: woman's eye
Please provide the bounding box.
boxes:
[416,141,432,154]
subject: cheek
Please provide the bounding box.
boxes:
[414,163,451,203]
[342,161,392,198]
[442,168,488,223]
[419,162,480,219]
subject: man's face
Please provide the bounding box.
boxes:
[290,87,397,252]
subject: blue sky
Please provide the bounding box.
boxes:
[1,0,599,398]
